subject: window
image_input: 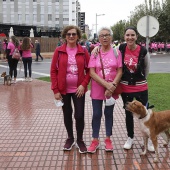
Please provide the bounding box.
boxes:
[18,14,22,22]
[55,0,59,2]
[48,14,52,21]
[33,15,37,21]
[48,6,52,13]
[63,18,69,21]
[33,0,37,2]
[3,0,6,1]
[55,18,59,21]
[41,6,44,13]
[25,14,29,22]
[33,6,37,13]
[10,0,14,1]
[41,14,44,23]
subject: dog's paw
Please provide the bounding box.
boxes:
[153,158,158,163]
[140,151,146,156]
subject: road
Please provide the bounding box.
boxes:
[0,53,170,79]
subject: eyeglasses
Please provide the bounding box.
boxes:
[99,34,111,38]
[66,33,77,37]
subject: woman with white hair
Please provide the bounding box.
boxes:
[87,27,122,153]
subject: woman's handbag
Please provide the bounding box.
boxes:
[99,50,122,95]
[12,48,21,60]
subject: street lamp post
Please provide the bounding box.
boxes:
[96,13,105,37]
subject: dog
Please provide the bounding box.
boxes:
[125,100,170,163]
[1,72,11,86]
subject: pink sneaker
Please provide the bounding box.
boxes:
[87,140,99,153]
[105,139,113,151]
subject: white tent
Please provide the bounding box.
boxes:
[9,27,14,37]
[30,28,34,37]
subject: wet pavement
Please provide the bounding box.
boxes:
[0,79,169,170]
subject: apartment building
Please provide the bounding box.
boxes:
[0,0,79,31]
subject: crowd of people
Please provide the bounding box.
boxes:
[0,36,43,83]
[50,25,156,154]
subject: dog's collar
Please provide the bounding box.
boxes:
[138,109,149,119]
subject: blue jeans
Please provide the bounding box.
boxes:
[92,99,115,138]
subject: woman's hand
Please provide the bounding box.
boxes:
[54,92,62,100]
[106,82,116,93]
[105,89,112,97]
[91,46,100,55]
[76,85,85,98]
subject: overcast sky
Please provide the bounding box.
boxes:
[78,0,146,32]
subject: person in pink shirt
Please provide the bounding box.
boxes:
[87,27,122,153]
[50,25,90,153]
[6,36,19,83]
[119,26,154,152]
[20,37,34,82]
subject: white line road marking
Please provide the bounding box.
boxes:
[0,64,50,76]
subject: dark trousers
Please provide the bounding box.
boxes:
[22,57,32,78]
[35,51,43,60]
[121,90,148,138]
[61,93,85,140]
[8,55,18,78]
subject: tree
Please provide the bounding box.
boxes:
[110,20,127,42]
[110,0,164,42]
[81,33,87,40]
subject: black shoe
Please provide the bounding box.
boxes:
[41,57,43,61]
[76,140,87,153]
[63,138,75,151]
[35,59,38,61]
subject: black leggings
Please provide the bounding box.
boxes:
[61,93,85,140]
[22,57,32,78]
[121,90,148,138]
[8,56,18,78]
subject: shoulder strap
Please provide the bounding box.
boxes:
[113,47,118,58]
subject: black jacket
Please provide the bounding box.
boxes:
[119,43,147,85]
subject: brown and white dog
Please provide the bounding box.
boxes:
[1,72,11,86]
[125,100,170,163]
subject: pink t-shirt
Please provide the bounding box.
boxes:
[88,48,122,100]
[66,46,78,93]
[121,45,148,93]
[7,42,15,55]
[21,44,33,58]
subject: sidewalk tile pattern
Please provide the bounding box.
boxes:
[0,80,169,170]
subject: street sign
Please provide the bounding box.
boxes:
[137,15,159,37]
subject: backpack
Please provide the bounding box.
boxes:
[12,48,21,60]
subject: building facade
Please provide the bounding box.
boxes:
[0,0,79,31]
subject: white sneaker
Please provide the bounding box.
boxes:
[124,137,134,149]
[147,138,155,152]
[28,77,32,82]
[25,78,29,82]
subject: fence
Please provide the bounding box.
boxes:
[17,37,59,53]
